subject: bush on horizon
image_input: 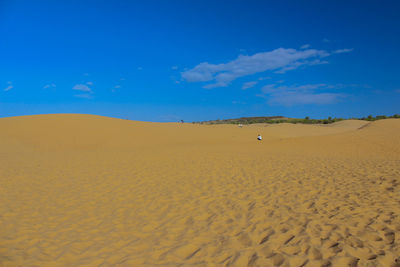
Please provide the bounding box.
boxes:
[195,114,399,125]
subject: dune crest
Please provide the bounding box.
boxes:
[0,114,399,266]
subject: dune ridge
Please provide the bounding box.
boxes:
[0,114,399,266]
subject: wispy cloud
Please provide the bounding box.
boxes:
[333,48,354,54]
[4,81,13,91]
[242,81,258,90]
[270,92,344,106]
[43,83,56,89]
[171,66,178,70]
[73,83,93,98]
[274,59,328,74]
[322,38,330,43]
[73,83,92,92]
[86,81,93,86]
[232,100,247,104]
[111,85,121,93]
[181,48,335,88]
[74,93,93,99]
[259,83,347,106]
[137,67,143,71]
[300,44,310,49]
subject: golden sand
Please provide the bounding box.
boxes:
[0,114,399,266]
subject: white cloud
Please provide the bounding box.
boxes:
[73,84,92,92]
[274,59,329,74]
[232,100,247,104]
[182,48,330,88]
[74,93,92,99]
[86,81,93,86]
[73,83,93,98]
[4,85,13,91]
[43,83,56,89]
[242,81,258,90]
[260,83,347,106]
[4,81,13,91]
[171,66,178,70]
[111,85,121,92]
[333,48,354,54]
[300,44,310,49]
[270,92,344,106]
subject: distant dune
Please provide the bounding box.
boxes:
[0,114,399,266]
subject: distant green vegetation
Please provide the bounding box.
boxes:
[195,114,400,125]
[360,114,400,121]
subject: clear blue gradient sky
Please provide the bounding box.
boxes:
[1,0,399,121]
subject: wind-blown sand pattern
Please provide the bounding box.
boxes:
[0,114,399,266]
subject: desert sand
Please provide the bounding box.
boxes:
[0,114,399,267]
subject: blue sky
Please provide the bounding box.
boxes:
[1,0,399,122]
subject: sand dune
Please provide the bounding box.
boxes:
[246,120,370,138]
[0,114,399,266]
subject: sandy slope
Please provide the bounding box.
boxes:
[0,114,399,267]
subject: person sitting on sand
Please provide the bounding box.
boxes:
[257,134,262,141]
